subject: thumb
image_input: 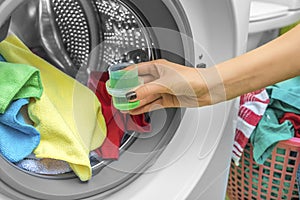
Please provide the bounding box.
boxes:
[125,82,168,102]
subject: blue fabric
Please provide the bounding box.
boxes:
[251,77,300,164]
[0,98,40,162]
[0,55,5,61]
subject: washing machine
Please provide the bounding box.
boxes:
[247,0,300,51]
[0,0,250,199]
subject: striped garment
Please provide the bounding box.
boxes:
[232,89,270,165]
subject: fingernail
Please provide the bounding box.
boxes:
[126,91,137,101]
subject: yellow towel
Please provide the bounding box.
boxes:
[0,35,107,181]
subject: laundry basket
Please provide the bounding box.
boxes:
[227,138,300,200]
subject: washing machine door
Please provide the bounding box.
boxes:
[0,0,191,199]
[0,0,250,199]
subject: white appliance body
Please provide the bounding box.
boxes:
[0,0,250,199]
[248,0,300,51]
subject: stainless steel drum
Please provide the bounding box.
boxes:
[11,0,160,82]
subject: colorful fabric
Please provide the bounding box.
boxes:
[232,89,269,165]
[279,112,300,138]
[0,99,40,162]
[251,76,300,164]
[250,108,294,164]
[0,59,42,114]
[0,54,5,61]
[88,71,151,159]
[0,35,107,181]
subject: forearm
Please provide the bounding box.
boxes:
[214,24,300,101]
[127,24,300,112]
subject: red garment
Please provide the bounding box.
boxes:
[279,112,300,138]
[232,89,270,165]
[88,72,151,159]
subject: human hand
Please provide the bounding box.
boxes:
[124,59,219,115]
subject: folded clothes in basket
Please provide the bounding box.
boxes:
[0,35,107,181]
[0,99,40,162]
[251,76,300,164]
[88,71,151,160]
[232,89,269,165]
[0,57,43,114]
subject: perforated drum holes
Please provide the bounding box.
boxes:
[93,0,154,66]
[51,0,91,70]
[49,0,155,72]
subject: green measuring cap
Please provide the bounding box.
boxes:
[106,62,143,111]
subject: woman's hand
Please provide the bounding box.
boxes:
[125,59,222,115]
[124,25,300,115]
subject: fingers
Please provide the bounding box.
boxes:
[126,82,168,102]
[140,74,156,83]
[125,60,164,77]
[127,94,181,115]
[138,93,162,107]
[135,60,159,76]
[128,98,164,115]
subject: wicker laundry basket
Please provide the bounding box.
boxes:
[227,138,300,200]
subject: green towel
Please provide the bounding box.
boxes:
[251,77,300,164]
[0,61,43,114]
[250,108,294,164]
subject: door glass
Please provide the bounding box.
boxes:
[4,0,159,179]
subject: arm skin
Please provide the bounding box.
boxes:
[126,24,300,115]
[216,24,300,101]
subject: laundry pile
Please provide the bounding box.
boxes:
[232,77,300,198]
[233,77,300,165]
[232,88,269,165]
[0,35,151,181]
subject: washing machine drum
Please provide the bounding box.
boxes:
[0,0,187,199]
[15,0,159,79]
